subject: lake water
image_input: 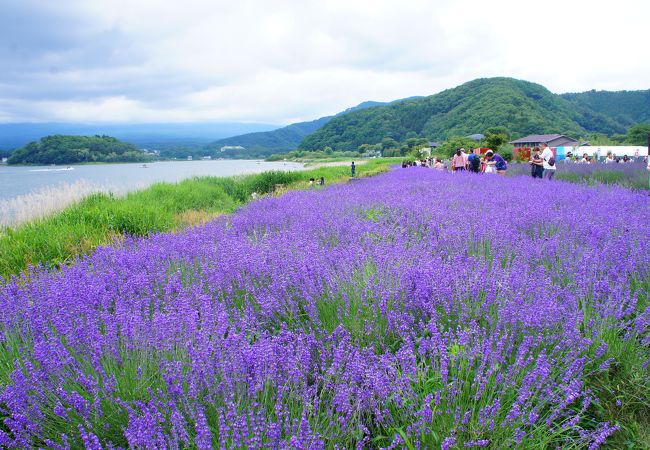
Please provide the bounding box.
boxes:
[0,160,305,202]
[0,160,305,227]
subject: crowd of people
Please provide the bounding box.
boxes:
[569,150,642,164]
[401,143,650,182]
[402,147,510,176]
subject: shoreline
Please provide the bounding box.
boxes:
[0,158,397,278]
[0,159,308,206]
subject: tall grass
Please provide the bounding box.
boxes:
[0,179,126,228]
[0,159,396,279]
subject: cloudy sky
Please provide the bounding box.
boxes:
[1,0,648,125]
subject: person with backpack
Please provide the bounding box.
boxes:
[467,148,481,173]
[540,143,556,180]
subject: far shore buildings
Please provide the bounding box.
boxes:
[509,134,579,148]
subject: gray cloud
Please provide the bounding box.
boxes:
[0,0,648,124]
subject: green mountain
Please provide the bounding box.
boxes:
[8,135,151,165]
[299,78,650,152]
[207,116,331,158]
[205,101,395,158]
[561,89,650,130]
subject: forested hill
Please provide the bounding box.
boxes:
[299,78,650,152]
[561,89,650,128]
[206,117,331,158]
[7,135,151,165]
[206,101,390,158]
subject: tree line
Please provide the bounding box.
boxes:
[7,135,152,165]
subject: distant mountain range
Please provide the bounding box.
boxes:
[3,78,648,158]
[300,78,650,152]
[0,122,279,150]
[205,100,407,158]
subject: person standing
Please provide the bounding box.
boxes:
[452,149,466,171]
[467,148,481,173]
[351,161,356,177]
[540,143,556,180]
[604,151,615,164]
[461,148,469,169]
[530,147,544,178]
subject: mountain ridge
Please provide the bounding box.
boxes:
[298,77,650,152]
[205,100,399,158]
[0,122,280,150]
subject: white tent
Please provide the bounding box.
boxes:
[557,145,648,160]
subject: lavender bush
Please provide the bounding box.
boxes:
[507,161,649,190]
[0,169,648,449]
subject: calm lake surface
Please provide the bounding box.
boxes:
[0,160,305,202]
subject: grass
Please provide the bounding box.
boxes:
[0,158,398,280]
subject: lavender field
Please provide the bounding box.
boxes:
[1,168,648,449]
[507,162,649,190]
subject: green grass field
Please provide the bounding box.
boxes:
[0,158,397,279]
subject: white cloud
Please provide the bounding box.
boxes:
[0,0,648,123]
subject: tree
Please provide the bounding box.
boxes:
[437,136,478,158]
[586,133,617,145]
[382,148,401,157]
[624,123,650,145]
[484,126,510,139]
[7,135,150,165]
[381,137,399,150]
[483,128,509,150]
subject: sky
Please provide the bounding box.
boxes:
[1,0,649,125]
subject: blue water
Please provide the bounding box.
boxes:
[0,160,305,202]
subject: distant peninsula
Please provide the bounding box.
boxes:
[7,135,152,165]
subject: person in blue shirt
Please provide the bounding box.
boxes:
[467,148,481,173]
[485,150,507,175]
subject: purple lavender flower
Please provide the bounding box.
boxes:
[0,168,647,448]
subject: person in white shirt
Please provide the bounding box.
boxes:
[604,151,615,164]
[540,143,556,180]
